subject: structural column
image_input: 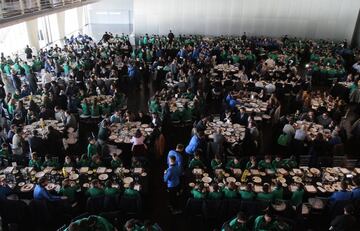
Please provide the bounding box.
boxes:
[26,18,40,49]
[56,11,65,42]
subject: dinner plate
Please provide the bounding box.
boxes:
[141,172,147,177]
[69,174,79,180]
[21,183,34,192]
[98,174,109,181]
[83,183,90,188]
[226,177,236,183]
[252,176,262,183]
[18,182,25,187]
[45,183,56,191]
[310,168,320,175]
[35,171,45,178]
[202,176,212,183]
[292,176,302,183]
[123,177,134,184]
[188,182,195,188]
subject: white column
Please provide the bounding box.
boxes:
[56,11,66,43]
[77,6,84,33]
[26,18,40,49]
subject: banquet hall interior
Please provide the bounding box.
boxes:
[1,0,360,230]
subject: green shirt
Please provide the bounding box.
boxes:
[181,108,193,122]
[191,189,206,199]
[60,186,78,201]
[91,105,100,116]
[42,159,58,168]
[87,143,97,159]
[291,189,304,206]
[272,187,283,200]
[258,160,274,170]
[64,216,114,231]
[226,160,241,170]
[188,158,205,169]
[0,149,9,158]
[111,159,123,169]
[239,190,255,200]
[272,160,284,169]
[211,159,222,170]
[254,215,275,231]
[223,188,238,199]
[22,64,31,76]
[257,192,273,201]
[104,187,120,196]
[208,191,223,200]
[29,159,42,170]
[123,188,140,198]
[85,187,104,198]
[81,103,90,115]
[229,218,248,231]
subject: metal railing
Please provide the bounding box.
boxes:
[0,0,85,19]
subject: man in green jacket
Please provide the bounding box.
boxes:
[228,211,248,231]
[254,212,275,231]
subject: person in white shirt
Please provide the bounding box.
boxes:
[54,106,65,122]
[352,61,360,73]
[42,70,52,88]
[130,129,147,151]
[12,128,23,161]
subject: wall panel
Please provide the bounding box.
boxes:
[134,0,360,41]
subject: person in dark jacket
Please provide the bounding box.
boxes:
[330,204,357,231]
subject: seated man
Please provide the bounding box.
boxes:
[188,150,205,169]
[351,175,360,199]
[123,182,141,198]
[254,212,275,231]
[329,204,357,231]
[228,211,248,231]
[65,215,114,231]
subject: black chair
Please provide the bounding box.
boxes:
[118,196,142,218]
[29,199,52,230]
[222,199,242,219]
[240,200,269,217]
[0,199,31,231]
[184,198,204,230]
[202,199,223,229]
[86,196,105,214]
[103,194,120,212]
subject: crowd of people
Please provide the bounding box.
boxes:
[0,30,359,230]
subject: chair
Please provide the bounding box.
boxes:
[0,199,31,231]
[184,198,204,230]
[86,196,105,214]
[240,200,269,217]
[118,196,142,217]
[202,199,223,228]
[222,199,242,219]
[29,199,52,229]
[99,210,123,230]
[104,194,120,212]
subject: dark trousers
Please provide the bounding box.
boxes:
[167,185,180,209]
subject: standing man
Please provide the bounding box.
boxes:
[25,45,33,60]
[164,156,181,215]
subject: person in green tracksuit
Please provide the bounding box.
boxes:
[110,153,123,169]
[188,151,205,169]
[291,184,304,206]
[64,215,114,231]
[91,99,101,117]
[28,153,42,171]
[272,181,284,200]
[191,185,206,199]
[42,154,59,168]
[223,182,238,199]
[87,137,97,159]
[60,179,79,202]
[272,155,284,169]
[171,108,182,122]
[77,154,90,168]
[226,157,241,170]
[254,212,275,231]
[104,180,121,196]
[211,155,223,170]
[181,103,193,122]
[208,184,223,200]
[256,184,274,201]
[227,211,248,231]
[239,183,255,200]
[85,180,104,198]
[123,182,141,198]
[258,155,275,171]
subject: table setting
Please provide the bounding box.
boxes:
[22,119,64,140]
[108,122,153,144]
